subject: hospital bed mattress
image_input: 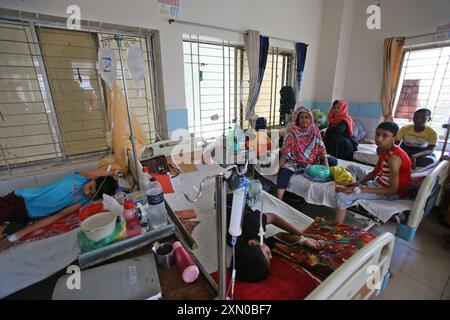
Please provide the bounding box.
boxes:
[255,157,449,242]
[258,159,413,223]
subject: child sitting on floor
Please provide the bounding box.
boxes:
[0,170,117,252]
[334,122,412,224]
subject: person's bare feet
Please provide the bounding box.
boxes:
[304,238,326,251]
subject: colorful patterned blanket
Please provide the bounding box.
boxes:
[272,216,376,279]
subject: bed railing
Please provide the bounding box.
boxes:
[306,232,395,300]
[406,160,449,229]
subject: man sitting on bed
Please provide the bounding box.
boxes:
[334,122,411,224]
[396,108,438,169]
[0,170,117,252]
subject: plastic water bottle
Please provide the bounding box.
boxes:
[115,187,126,206]
[145,177,168,229]
[137,163,150,191]
[123,200,141,238]
[173,241,199,283]
[234,123,244,152]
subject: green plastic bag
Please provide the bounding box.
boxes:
[78,220,126,253]
[306,164,330,179]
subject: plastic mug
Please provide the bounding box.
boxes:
[152,242,175,269]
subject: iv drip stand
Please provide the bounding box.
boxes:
[215,173,228,300]
[185,163,247,300]
[115,35,141,188]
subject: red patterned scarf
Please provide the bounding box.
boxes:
[327,100,354,136]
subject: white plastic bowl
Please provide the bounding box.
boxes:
[80,212,117,241]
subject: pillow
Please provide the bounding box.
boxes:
[353,121,367,141]
[272,217,376,279]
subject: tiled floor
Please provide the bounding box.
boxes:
[302,202,450,300]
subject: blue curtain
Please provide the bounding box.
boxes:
[295,42,308,102]
[258,36,269,84]
[245,32,269,126]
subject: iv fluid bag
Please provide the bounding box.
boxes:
[228,187,246,237]
[98,48,116,89]
[127,46,145,88]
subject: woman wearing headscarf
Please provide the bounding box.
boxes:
[277,106,328,200]
[324,100,358,160]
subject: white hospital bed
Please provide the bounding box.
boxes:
[165,164,395,300]
[256,155,449,242]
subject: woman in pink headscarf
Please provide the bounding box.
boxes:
[277,106,328,200]
[324,100,358,160]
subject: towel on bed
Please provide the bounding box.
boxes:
[272,217,376,280]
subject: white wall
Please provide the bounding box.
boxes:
[0,0,325,114]
[314,0,345,102]
[312,0,450,139]
[332,0,355,101]
[315,0,450,104]
[343,0,450,104]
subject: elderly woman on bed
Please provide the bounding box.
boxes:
[277,106,329,200]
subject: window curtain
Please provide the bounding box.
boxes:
[294,42,308,103]
[381,37,405,121]
[244,30,269,128]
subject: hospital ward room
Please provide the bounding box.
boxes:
[1,0,450,303]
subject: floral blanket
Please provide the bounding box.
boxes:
[272,216,376,279]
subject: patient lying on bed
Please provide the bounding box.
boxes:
[0,170,117,252]
[225,194,325,282]
[334,122,411,223]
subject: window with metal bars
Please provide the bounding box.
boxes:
[393,44,450,140]
[183,34,294,140]
[0,19,159,173]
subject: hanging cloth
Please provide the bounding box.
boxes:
[294,42,308,103]
[381,37,405,121]
[244,30,269,127]
[103,82,148,172]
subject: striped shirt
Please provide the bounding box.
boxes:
[374,145,411,197]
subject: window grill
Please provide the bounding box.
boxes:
[0,18,160,174]
[183,34,294,140]
[393,44,450,139]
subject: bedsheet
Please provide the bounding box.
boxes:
[258,159,414,223]
[0,229,80,298]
